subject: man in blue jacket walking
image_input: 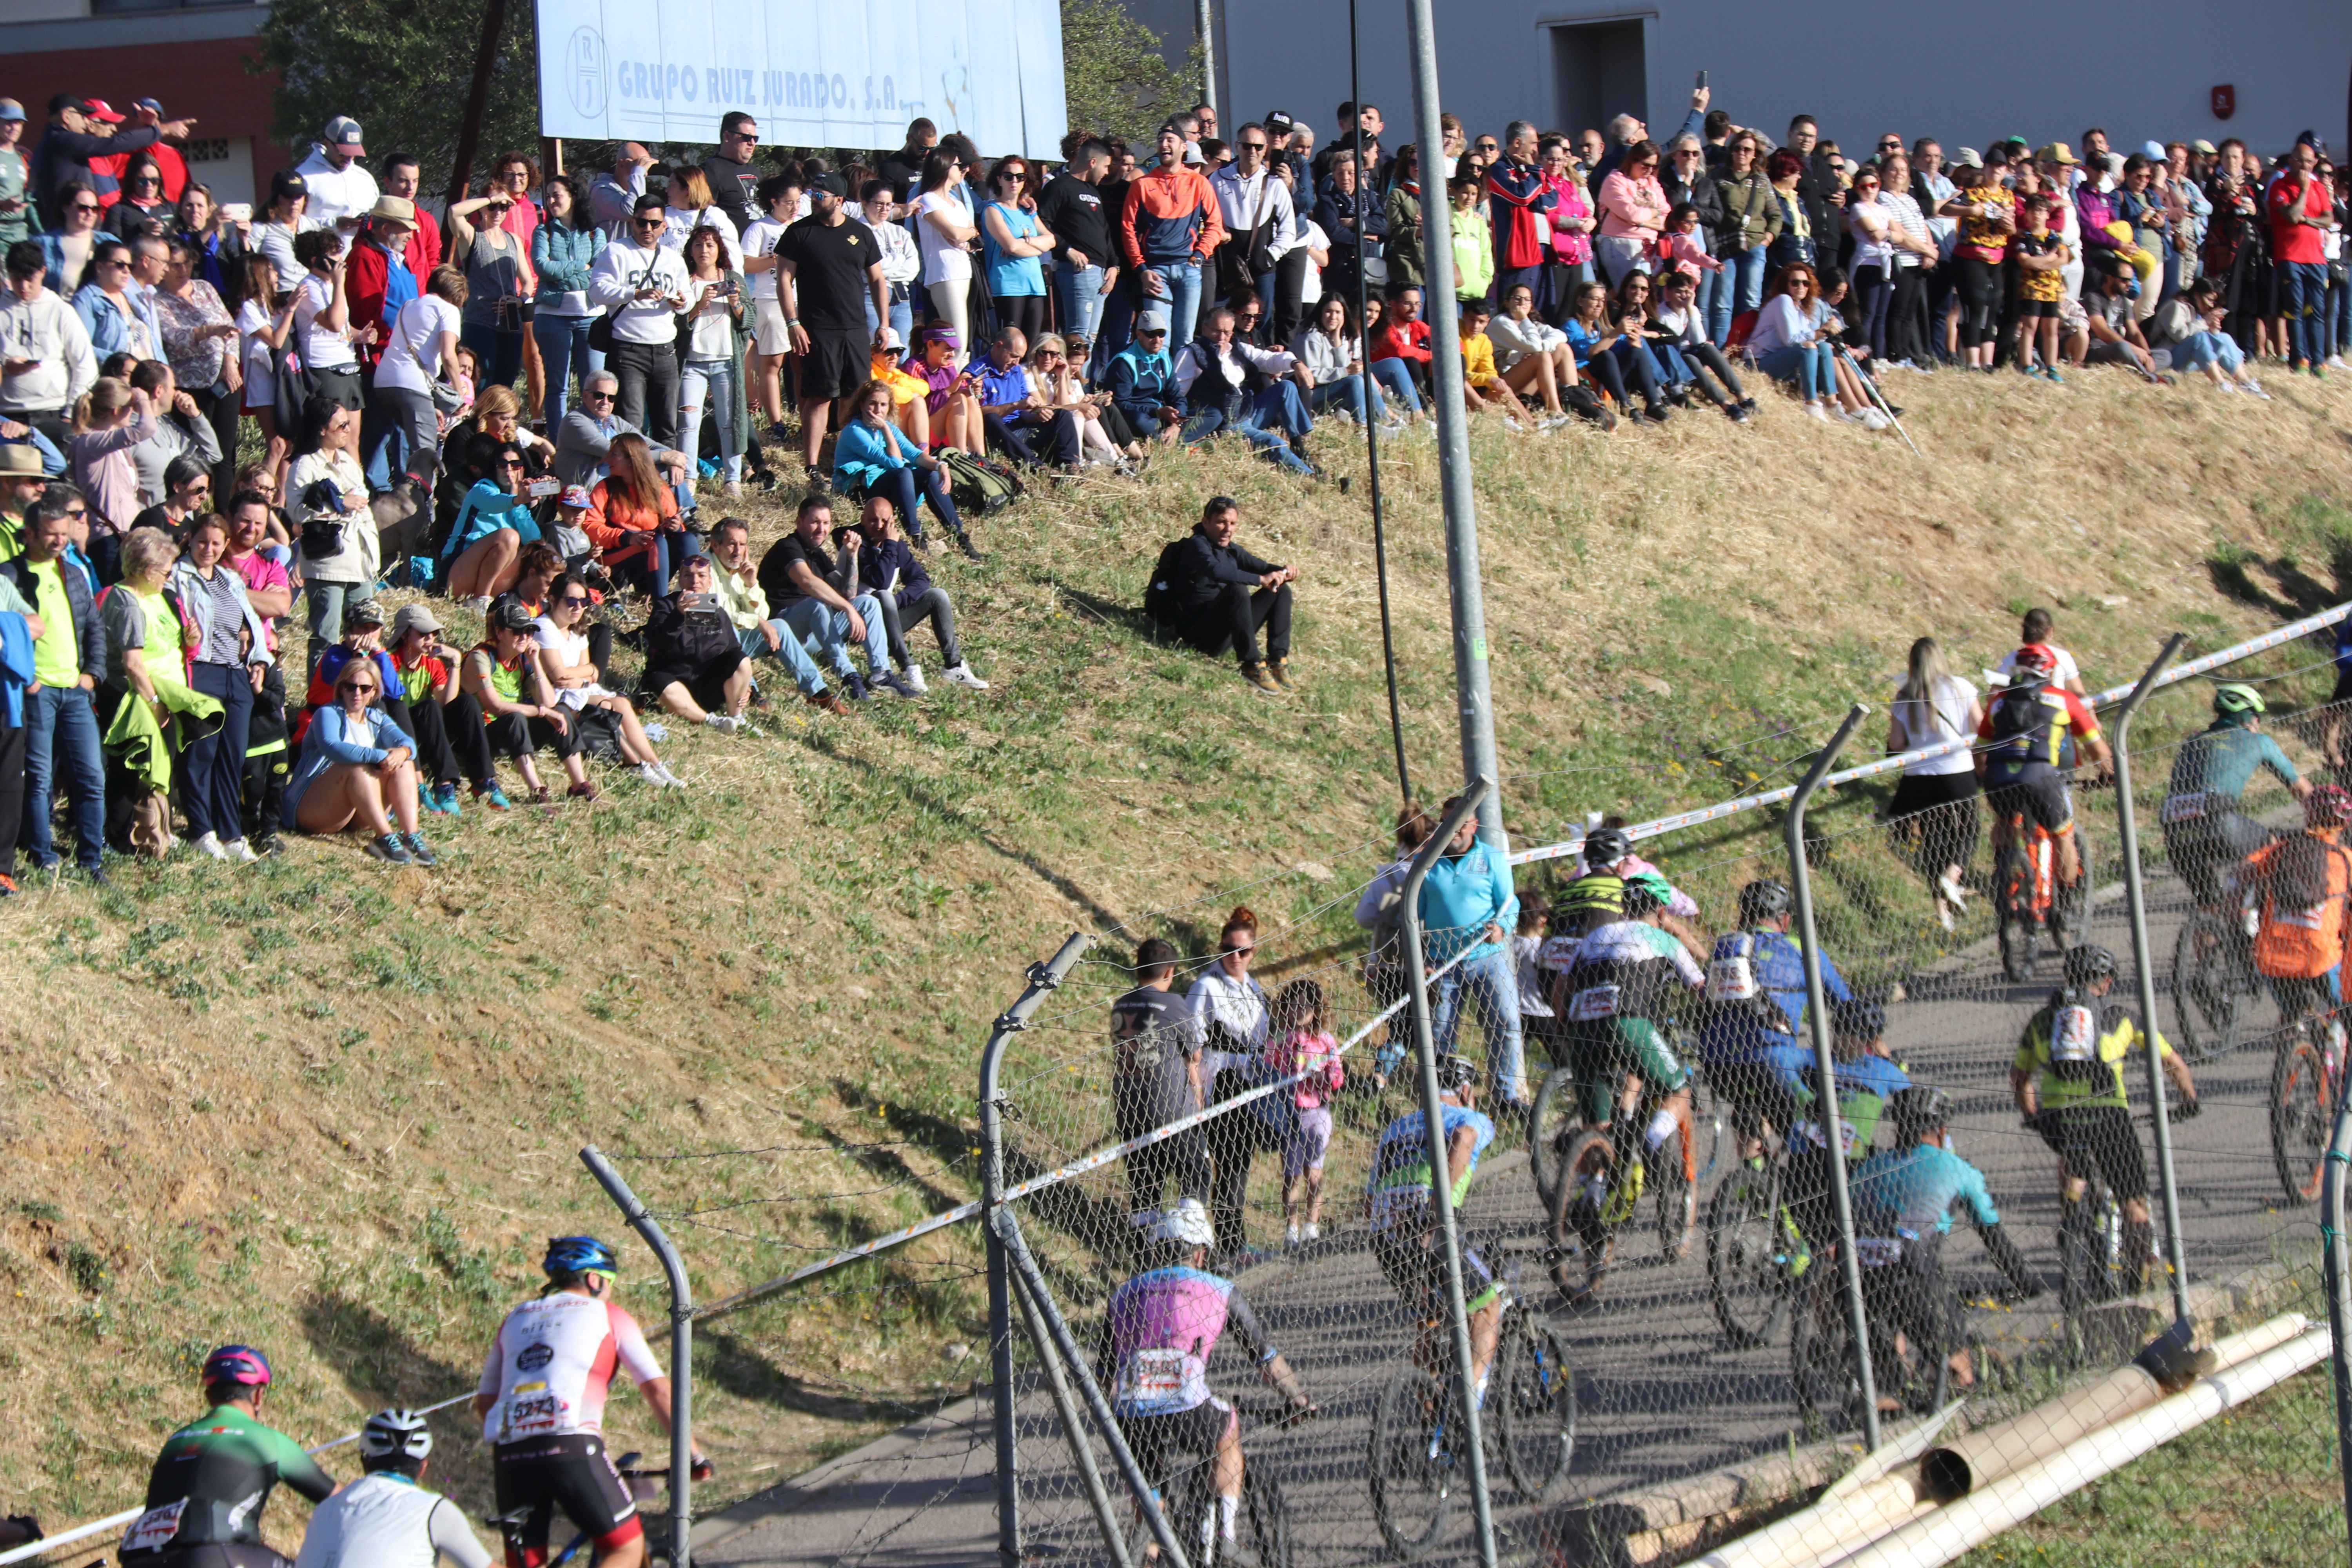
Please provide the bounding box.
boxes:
[1386,796,1526,1107]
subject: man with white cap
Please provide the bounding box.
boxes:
[296,116,381,243]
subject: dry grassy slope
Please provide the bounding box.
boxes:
[4,367,2350,1541]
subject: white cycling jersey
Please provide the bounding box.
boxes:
[477,1292,666,1444]
[293,1472,490,1568]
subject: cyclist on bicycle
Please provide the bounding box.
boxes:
[1366,1054,1506,1395]
[120,1346,338,1568]
[293,1411,492,1568]
[475,1238,709,1568]
[2232,786,2352,1049]
[1578,824,1707,956]
[1548,873,1700,1133]
[1850,1088,2043,1396]
[2012,945,2200,1296]
[2163,683,2311,905]
[1699,879,1858,1161]
[1102,1198,1310,1563]
[1976,644,2113,894]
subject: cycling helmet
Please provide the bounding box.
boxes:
[359,1408,434,1464]
[1833,996,1886,1041]
[2008,644,2058,682]
[1738,879,1793,925]
[2063,944,2118,987]
[1622,871,1672,917]
[1154,1198,1214,1249]
[1434,1053,1479,1092]
[1581,826,1633,871]
[201,1345,272,1388]
[2308,784,2352,828]
[2212,682,2266,720]
[542,1235,619,1281]
[1888,1086,1954,1140]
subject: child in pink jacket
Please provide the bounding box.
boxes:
[1267,978,1345,1249]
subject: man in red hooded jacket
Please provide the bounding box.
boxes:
[1485,121,1556,315]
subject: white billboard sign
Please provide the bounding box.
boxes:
[535,0,1068,158]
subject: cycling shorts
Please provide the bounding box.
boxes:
[1118,1397,1235,1487]
[132,1545,294,1568]
[1371,1212,1501,1321]
[1563,1016,1691,1125]
[1860,1233,1958,1350]
[2032,1104,2149,1203]
[491,1434,641,1566]
[2266,967,2343,1019]
[1985,762,2072,836]
[1710,1057,1802,1136]
[2161,807,2268,905]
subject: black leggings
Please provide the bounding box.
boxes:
[996,293,1048,345]
[1953,256,2002,348]
[385,690,497,790]
[1888,265,1929,365]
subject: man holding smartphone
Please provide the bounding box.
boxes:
[586,194,691,445]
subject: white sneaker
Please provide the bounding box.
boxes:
[2330,355,2349,369]
[226,838,260,864]
[1285,1223,1302,1250]
[192,831,228,860]
[1938,870,1967,908]
[902,664,929,695]
[462,594,493,614]
[706,713,744,732]
[943,662,990,690]
[1807,401,1833,422]
[2245,380,2272,401]
[658,762,688,788]
[1538,414,1574,431]
[637,762,668,787]
[1303,1222,1320,1243]
[1859,408,1891,430]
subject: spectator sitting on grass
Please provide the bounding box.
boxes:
[1105,311,1182,443]
[849,494,987,693]
[461,600,593,805]
[534,569,684,789]
[437,432,537,611]
[644,552,757,731]
[971,325,1082,470]
[1172,495,1298,694]
[284,650,435,866]
[384,601,505,814]
[493,541,610,685]
[832,379,972,556]
[755,494,910,702]
[705,515,847,715]
[1172,305,1318,477]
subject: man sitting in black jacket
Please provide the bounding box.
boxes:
[1174,495,1298,693]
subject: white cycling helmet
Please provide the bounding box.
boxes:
[1154,1198,1215,1249]
[360,1408,434,1463]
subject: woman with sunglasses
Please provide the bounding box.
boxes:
[1025,333,1129,462]
[171,182,245,299]
[915,149,980,353]
[981,157,1054,346]
[447,182,535,394]
[834,380,970,550]
[103,158,172,242]
[530,175,606,429]
[581,430,693,597]
[439,432,539,608]
[284,650,435,866]
[72,238,157,361]
[154,237,240,485]
[36,179,106,294]
[1187,905,1274,1248]
[287,394,376,652]
[1595,140,1668,287]
[1749,263,1880,423]
[534,571,683,788]
[254,169,309,294]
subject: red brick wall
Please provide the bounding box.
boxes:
[0,35,295,198]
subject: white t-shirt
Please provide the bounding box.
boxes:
[1890,673,1978,776]
[292,273,358,370]
[741,215,788,302]
[1994,644,2082,690]
[374,294,461,394]
[681,281,734,357]
[295,150,381,239]
[236,297,276,409]
[1294,218,1330,302]
[916,190,973,281]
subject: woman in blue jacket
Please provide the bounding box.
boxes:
[531,176,608,428]
[833,381,971,556]
[285,653,435,866]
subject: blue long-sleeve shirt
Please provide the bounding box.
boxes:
[1418,841,1519,965]
[1698,927,1854,1062]
[1851,1142,2000,1237]
[439,479,539,566]
[283,704,416,826]
[833,417,921,494]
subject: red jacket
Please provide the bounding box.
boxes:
[1120,163,1227,270]
[1370,318,1432,365]
[344,238,400,370]
[405,207,444,281]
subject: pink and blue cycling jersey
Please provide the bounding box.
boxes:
[1103,1266,1276,1417]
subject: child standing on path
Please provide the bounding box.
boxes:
[1268,978,1345,1249]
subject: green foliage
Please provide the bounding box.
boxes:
[252,0,541,196]
[1060,0,1201,145]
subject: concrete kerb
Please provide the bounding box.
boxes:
[1537,1258,2314,1568]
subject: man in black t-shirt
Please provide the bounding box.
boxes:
[1112,938,1212,1223]
[776,173,889,488]
[877,119,938,201]
[1037,140,1118,357]
[700,111,765,230]
[755,494,909,700]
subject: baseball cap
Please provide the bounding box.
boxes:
[1265,111,1294,134]
[811,171,849,198]
[341,598,387,630]
[2191,139,2217,155]
[388,603,443,640]
[323,115,366,156]
[1182,143,1206,165]
[558,484,592,509]
[271,169,310,203]
[0,100,25,124]
[2036,142,2078,166]
[1952,147,1984,169]
[133,97,165,116]
[82,98,127,125]
[489,601,537,633]
[1134,310,1171,336]
[2141,139,2167,161]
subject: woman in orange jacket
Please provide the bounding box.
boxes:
[581,433,699,596]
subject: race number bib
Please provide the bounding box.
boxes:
[1116,1348,1196,1405]
[2051,1004,2098,1064]
[1568,984,1622,1022]
[122,1501,189,1555]
[2158,791,2209,825]
[1706,951,1759,1002]
[1792,1117,1859,1157]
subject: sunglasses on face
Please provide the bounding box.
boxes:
[633,217,664,229]
[560,595,589,607]
[585,390,613,401]
[1239,140,1267,152]
[98,258,129,270]
[69,203,99,215]
[500,457,526,469]
[65,506,87,519]
[338,682,377,694]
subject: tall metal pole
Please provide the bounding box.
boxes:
[1399,0,1504,853]
[1195,0,1217,120]
[2110,633,2192,1323]
[978,932,1096,1568]
[579,1148,693,1568]
[1398,782,1500,1568]
[1010,1268,1135,1568]
[2322,1101,2352,1566]
[1784,705,1880,1452]
[1347,0,1411,809]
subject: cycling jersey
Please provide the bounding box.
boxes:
[2164,721,2298,805]
[1366,1105,1495,1223]
[1789,1052,1913,1160]
[1102,1267,1275,1417]
[1851,1142,2000,1237]
[292,1473,491,1568]
[1695,928,1855,1062]
[2245,832,2352,980]
[477,1293,666,1445]
[1977,681,2100,773]
[2014,992,2175,1111]
[1547,919,1704,1023]
[124,1405,336,1557]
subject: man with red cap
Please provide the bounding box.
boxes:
[30,94,191,226]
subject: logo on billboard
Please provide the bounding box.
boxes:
[2210,84,2234,120]
[567,27,608,119]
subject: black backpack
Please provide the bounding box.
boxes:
[1143,538,1192,627]
[1986,682,2054,758]
[2265,831,2342,911]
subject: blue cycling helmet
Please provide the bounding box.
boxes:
[202,1345,273,1388]
[542,1236,619,1281]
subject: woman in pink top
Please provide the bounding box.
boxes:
[1539,136,1596,302]
[1594,140,1669,287]
[1266,978,1345,1249]
[67,377,158,578]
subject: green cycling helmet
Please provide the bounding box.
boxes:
[2212,682,2266,720]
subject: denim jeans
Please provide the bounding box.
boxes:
[1182,383,1315,473]
[22,683,104,871]
[780,592,890,678]
[1307,376,1375,422]
[864,463,963,541]
[2171,330,2245,376]
[2278,260,2330,367]
[1424,949,1528,1104]
[1053,261,1107,347]
[1092,270,1144,381]
[679,356,742,480]
[739,622,828,695]
[535,314,604,430]
[459,322,525,391]
[1144,260,1204,348]
[305,580,358,671]
[1593,236,1650,287]
[1370,356,1423,414]
[862,289,916,348]
[1722,243,1771,343]
[1759,342,1835,399]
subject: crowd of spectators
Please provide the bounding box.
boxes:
[0,80,2341,882]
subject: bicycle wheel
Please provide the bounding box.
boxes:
[1527,1067,1581,1217]
[1547,1129,1618,1303]
[1788,1267,1861,1436]
[2170,911,2256,1063]
[2053,1185,2117,1367]
[1492,1309,1577,1503]
[1127,1457,1212,1566]
[1996,850,2033,983]
[1238,1466,1294,1568]
[1688,1067,1726,1187]
[1869,1275,1951,1417]
[1369,1365,1460,1561]
[2270,1030,2332,1205]
[1653,1117,1695,1266]
[1707,1157,1792,1349]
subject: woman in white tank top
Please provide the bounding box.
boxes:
[1885,635,1984,928]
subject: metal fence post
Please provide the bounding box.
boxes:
[1784,705,1880,1452]
[992,1206,1193,1568]
[1010,1267,1136,1568]
[2324,1101,2352,1567]
[580,1147,693,1568]
[2109,633,2192,1325]
[1397,780,1501,1568]
[980,931,1096,1568]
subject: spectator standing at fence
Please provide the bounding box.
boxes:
[1187,906,1275,1262]
[1397,799,1527,1108]
[1112,936,1212,1228]
[1886,636,1983,931]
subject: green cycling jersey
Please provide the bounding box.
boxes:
[129,1404,335,1553]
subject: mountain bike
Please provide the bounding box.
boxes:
[1788,1237,1956,1435]
[1367,1290,1575,1560]
[2169,903,2265,1062]
[2022,1109,2139,1365]
[1124,1403,1298,1568]
[1706,1126,1809,1350]
[2270,1002,2347,1205]
[1534,1067,1695,1305]
[490,1454,679,1568]
[1993,806,2096,984]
